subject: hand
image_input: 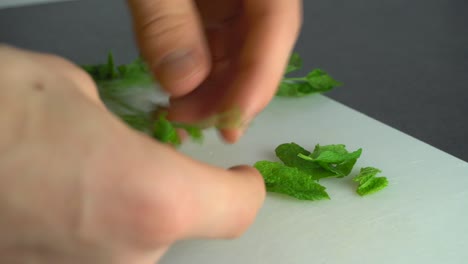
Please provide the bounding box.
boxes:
[0,45,265,264]
[127,0,302,142]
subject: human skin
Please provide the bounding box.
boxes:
[127,0,302,142]
[0,45,264,264]
[0,0,301,262]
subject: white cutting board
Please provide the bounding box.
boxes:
[160,95,468,264]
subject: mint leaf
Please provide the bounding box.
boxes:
[276,82,312,97]
[353,167,388,196]
[153,114,180,146]
[275,143,337,180]
[299,144,362,177]
[285,52,302,74]
[276,143,360,180]
[254,161,330,201]
[353,167,381,185]
[121,114,151,132]
[305,69,342,93]
[278,68,342,97]
[357,177,388,196]
[173,123,203,142]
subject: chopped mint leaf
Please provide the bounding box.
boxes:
[153,114,180,146]
[278,69,342,97]
[275,143,337,180]
[276,82,313,97]
[259,143,388,201]
[299,144,362,177]
[82,53,153,93]
[353,167,381,185]
[106,52,118,79]
[173,123,204,142]
[254,161,330,201]
[357,177,388,196]
[353,167,388,196]
[276,143,360,180]
[305,69,342,92]
[285,52,302,74]
[120,114,151,132]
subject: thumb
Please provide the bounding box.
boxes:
[127,0,211,96]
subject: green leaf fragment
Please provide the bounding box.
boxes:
[353,167,381,185]
[277,69,342,97]
[121,114,151,131]
[276,82,316,97]
[153,114,180,146]
[173,123,204,142]
[276,143,361,180]
[300,144,362,177]
[305,69,342,92]
[285,52,302,74]
[353,167,388,196]
[275,143,336,180]
[357,177,388,196]
[254,161,330,201]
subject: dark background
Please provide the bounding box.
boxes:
[1,0,467,161]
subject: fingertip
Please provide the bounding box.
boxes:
[224,165,265,238]
[220,129,242,144]
[228,164,266,200]
[228,164,255,173]
[219,113,253,143]
[128,0,211,97]
[228,165,265,193]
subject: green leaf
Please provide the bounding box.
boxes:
[120,114,151,132]
[276,81,312,97]
[153,114,180,146]
[353,167,388,196]
[357,177,388,196]
[278,69,342,97]
[305,69,342,93]
[254,161,330,201]
[275,143,337,180]
[277,143,361,180]
[301,145,361,163]
[183,126,203,142]
[285,52,302,74]
[106,52,118,79]
[353,167,381,185]
[173,123,204,142]
[300,144,362,177]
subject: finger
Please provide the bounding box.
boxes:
[138,140,266,241]
[219,0,302,142]
[166,0,302,142]
[127,0,211,97]
[83,131,266,248]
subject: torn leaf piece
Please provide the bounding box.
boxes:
[353,167,389,196]
[254,161,330,201]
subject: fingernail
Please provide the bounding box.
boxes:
[154,50,196,82]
